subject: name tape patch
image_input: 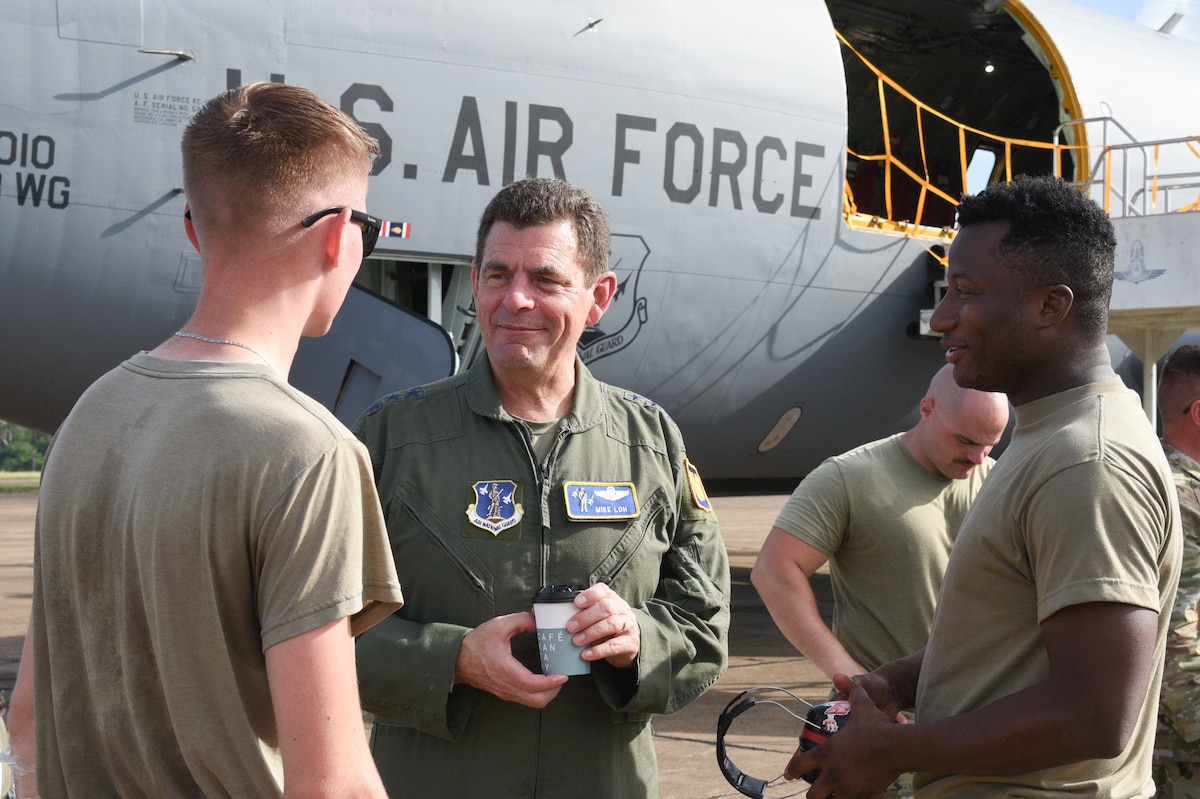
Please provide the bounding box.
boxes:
[564,482,640,520]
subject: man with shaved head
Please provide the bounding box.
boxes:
[752,365,1009,795]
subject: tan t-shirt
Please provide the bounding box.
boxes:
[31,354,403,797]
[774,434,991,670]
[915,378,1181,798]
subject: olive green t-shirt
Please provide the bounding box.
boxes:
[915,379,1181,798]
[31,354,403,797]
[774,433,991,670]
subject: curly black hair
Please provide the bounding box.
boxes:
[958,175,1116,338]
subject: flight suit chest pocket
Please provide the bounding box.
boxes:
[585,488,671,601]
[390,481,495,618]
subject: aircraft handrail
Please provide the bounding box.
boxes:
[1053,116,1139,150]
[1131,170,1200,181]
[1129,182,1200,212]
[1072,134,1200,217]
[1053,114,1200,217]
[1054,116,1141,186]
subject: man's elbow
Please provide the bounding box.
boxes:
[7,684,34,745]
[282,775,386,799]
[749,561,764,590]
[749,559,775,597]
[1067,710,1139,762]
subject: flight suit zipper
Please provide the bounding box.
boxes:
[512,418,557,588]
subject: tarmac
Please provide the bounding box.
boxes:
[0,490,830,798]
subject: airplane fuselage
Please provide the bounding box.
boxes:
[4,0,1199,481]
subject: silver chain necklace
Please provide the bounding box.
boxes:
[173,331,270,365]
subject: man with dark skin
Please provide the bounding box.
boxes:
[786,175,1181,798]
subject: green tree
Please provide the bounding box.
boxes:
[0,422,50,471]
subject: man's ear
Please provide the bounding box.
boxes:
[322,207,356,271]
[183,205,200,253]
[587,271,619,325]
[919,396,935,422]
[1036,284,1074,329]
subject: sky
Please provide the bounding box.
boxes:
[1071,0,1200,38]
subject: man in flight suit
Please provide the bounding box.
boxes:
[354,177,731,798]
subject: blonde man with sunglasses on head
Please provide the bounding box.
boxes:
[7,82,403,799]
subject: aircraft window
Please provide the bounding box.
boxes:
[966,149,997,196]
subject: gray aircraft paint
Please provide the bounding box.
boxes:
[2,0,1199,481]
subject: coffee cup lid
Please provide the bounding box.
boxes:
[533,584,585,603]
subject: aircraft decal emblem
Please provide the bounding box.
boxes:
[563,482,640,520]
[1114,239,1165,284]
[467,480,524,535]
[578,234,650,364]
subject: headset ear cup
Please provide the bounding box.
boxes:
[715,687,850,796]
[721,758,770,799]
[796,700,853,784]
[715,692,773,798]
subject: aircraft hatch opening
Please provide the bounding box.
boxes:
[827,0,1080,236]
[966,147,997,196]
[354,255,480,369]
[289,255,471,427]
[825,1,1200,422]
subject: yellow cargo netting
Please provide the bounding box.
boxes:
[837,30,1082,253]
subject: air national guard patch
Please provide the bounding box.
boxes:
[564,482,640,520]
[467,480,524,536]
[684,459,713,513]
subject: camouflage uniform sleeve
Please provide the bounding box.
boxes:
[1159,452,1200,752]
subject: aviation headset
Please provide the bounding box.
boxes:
[716,686,851,798]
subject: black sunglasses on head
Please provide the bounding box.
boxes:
[301,206,383,257]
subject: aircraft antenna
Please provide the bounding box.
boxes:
[138,48,195,61]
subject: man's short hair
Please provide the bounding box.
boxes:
[957,174,1116,338]
[182,82,379,235]
[1160,344,1200,418]
[474,178,610,284]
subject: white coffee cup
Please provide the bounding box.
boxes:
[531,584,590,676]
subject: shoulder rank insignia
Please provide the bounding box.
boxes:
[622,391,660,409]
[564,482,640,520]
[467,480,524,535]
[364,386,426,415]
[684,459,713,513]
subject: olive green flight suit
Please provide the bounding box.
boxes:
[354,357,730,798]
